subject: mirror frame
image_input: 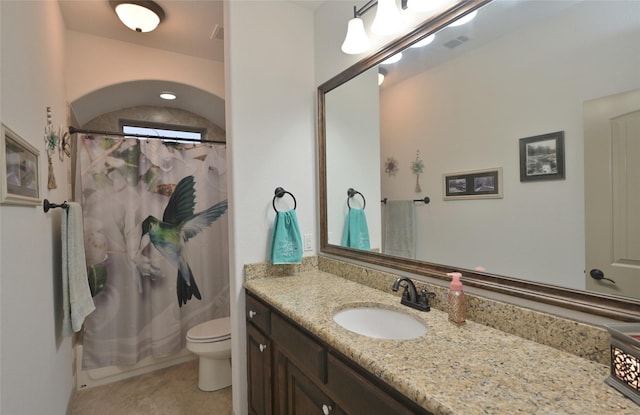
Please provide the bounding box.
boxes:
[317,0,640,321]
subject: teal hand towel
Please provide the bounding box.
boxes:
[341,208,370,250]
[270,209,303,264]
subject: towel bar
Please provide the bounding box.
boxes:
[43,199,69,212]
[347,188,366,209]
[381,197,430,204]
[272,187,297,212]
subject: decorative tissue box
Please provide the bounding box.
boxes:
[605,323,640,405]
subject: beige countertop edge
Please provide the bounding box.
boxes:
[244,270,640,415]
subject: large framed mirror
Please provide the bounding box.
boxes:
[318,0,640,320]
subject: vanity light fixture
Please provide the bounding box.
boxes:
[110,0,165,33]
[371,0,404,35]
[341,11,371,54]
[341,0,473,55]
[342,0,408,55]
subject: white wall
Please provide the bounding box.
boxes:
[0,1,73,414]
[224,2,316,414]
[379,1,639,289]
[65,31,225,104]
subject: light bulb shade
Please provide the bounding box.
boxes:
[110,1,165,33]
[341,17,371,54]
[381,52,403,65]
[407,0,451,12]
[410,33,435,48]
[448,10,478,27]
[371,0,404,36]
[378,72,385,85]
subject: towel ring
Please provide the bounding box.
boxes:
[272,187,297,212]
[347,188,366,210]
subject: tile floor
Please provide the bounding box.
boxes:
[69,360,232,415]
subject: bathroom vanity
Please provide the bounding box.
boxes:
[245,269,640,415]
[246,291,428,415]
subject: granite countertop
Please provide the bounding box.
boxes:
[244,270,640,415]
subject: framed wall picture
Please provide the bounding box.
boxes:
[443,167,503,200]
[519,131,565,182]
[1,124,41,206]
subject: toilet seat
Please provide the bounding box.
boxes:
[187,317,231,343]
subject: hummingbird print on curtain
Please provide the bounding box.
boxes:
[140,175,228,307]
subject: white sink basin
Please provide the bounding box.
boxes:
[333,306,428,340]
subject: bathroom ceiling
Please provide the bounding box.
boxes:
[58,1,324,62]
[57,0,323,128]
[58,1,224,62]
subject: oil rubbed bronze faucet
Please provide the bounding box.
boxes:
[391,277,435,312]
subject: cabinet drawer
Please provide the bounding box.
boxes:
[246,293,271,334]
[326,353,429,415]
[271,313,326,383]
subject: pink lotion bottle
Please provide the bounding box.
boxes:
[447,272,466,325]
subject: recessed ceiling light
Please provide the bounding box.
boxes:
[160,92,176,100]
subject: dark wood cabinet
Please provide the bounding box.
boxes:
[247,294,273,415]
[285,360,346,415]
[247,324,272,415]
[246,291,432,415]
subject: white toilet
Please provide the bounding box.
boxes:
[186,317,232,391]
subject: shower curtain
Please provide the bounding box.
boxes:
[75,134,229,369]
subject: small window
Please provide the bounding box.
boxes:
[121,121,204,144]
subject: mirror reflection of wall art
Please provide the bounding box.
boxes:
[443,167,503,200]
[519,131,565,182]
[411,150,424,192]
[1,124,41,206]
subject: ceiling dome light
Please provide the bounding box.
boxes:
[160,92,176,100]
[341,17,371,54]
[382,52,403,65]
[110,1,165,33]
[371,0,404,36]
[410,34,435,48]
[448,10,478,27]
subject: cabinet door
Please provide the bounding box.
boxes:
[247,324,272,415]
[286,360,345,415]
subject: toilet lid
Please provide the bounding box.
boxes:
[187,317,231,342]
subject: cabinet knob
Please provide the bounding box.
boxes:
[259,343,267,352]
[322,404,332,415]
[248,310,257,318]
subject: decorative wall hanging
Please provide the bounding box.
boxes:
[384,157,399,176]
[44,107,60,189]
[443,167,503,200]
[410,150,424,192]
[1,123,41,206]
[519,131,565,182]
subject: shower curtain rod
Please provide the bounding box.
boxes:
[68,126,226,145]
